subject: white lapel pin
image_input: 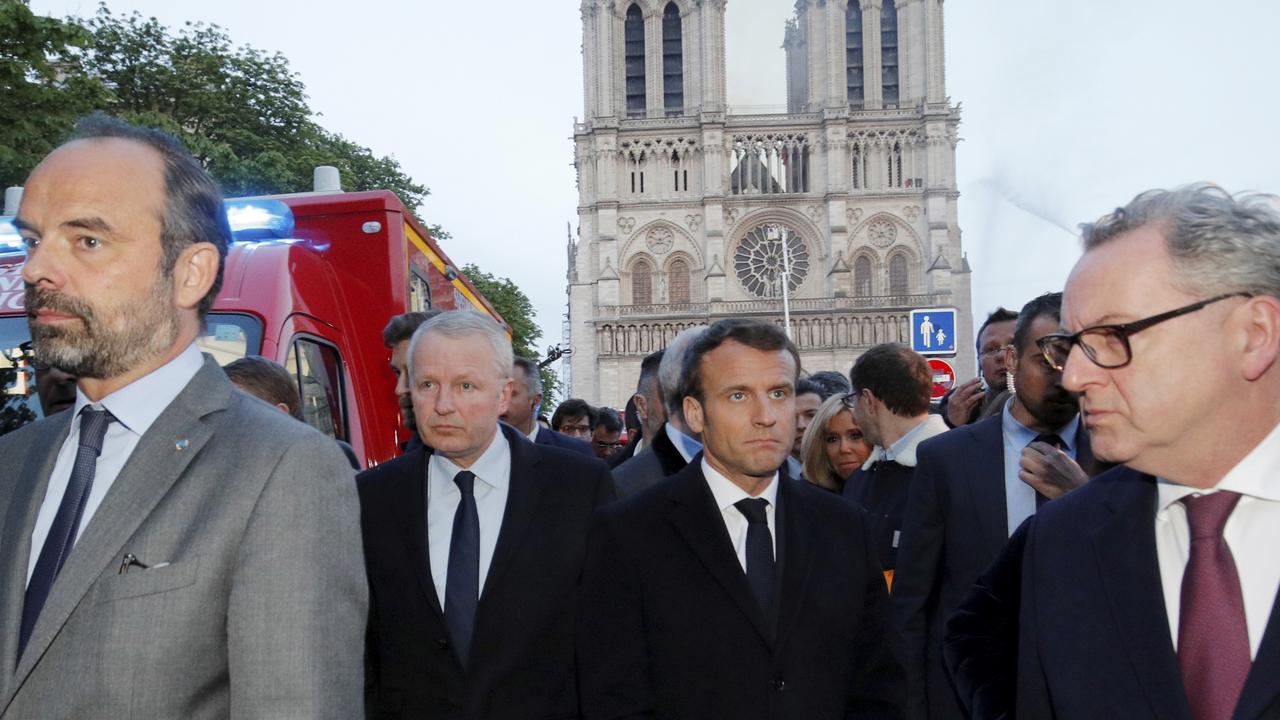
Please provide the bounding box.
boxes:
[175,438,190,451]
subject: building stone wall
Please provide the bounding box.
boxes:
[571,0,971,407]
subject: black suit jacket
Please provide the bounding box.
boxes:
[577,459,906,720]
[1016,466,1280,719]
[357,424,614,719]
[611,425,689,498]
[891,415,1108,720]
[533,425,594,456]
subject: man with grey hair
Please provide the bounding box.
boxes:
[1,114,366,717]
[501,356,592,456]
[1015,185,1280,719]
[358,310,614,718]
[613,325,707,498]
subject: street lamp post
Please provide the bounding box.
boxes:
[766,224,793,339]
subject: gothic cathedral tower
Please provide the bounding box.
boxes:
[569,0,971,406]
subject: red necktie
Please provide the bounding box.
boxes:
[1178,491,1251,720]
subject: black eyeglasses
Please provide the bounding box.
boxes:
[1036,293,1250,371]
[840,390,859,411]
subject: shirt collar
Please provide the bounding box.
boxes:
[527,423,540,442]
[1157,418,1280,512]
[863,414,950,469]
[702,457,779,513]
[430,424,511,493]
[73,342,204,436]
[666,422,702,463]
[1001,396,1081,454]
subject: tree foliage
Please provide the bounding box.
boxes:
[0,1,106,189]
[1,2,432,216]
[462,263,561,408]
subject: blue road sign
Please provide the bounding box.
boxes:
[909,308,957,356]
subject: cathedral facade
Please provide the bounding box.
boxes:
[568,0,972,406]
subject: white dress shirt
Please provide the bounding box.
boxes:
[27,342,204,585]
[426,426,512,608]
[702,458,778,571]
[1155,420,1280,659]
[1000,398,1081,537]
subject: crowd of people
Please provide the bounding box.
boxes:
[2,115,1279,720]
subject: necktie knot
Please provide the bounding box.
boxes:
[1181,491,1241,540]
[734,497,770,525]
[453,470,476,496]
[1032,433,1065,450]
[78,406,115,456]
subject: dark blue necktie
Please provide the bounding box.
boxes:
[444,470,479,667]
[19,406,114,660]
[734,498,775,615]
[1031,434,1065,508]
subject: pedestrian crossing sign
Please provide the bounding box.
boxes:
[909,308,957,356]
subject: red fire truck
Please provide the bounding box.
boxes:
[0,184,504,468]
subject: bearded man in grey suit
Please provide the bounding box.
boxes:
[0,115,367,718]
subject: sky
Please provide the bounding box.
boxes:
[28,0,1280,376]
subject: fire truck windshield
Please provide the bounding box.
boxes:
[0,313,263,438]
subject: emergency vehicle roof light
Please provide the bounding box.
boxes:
[0,216,24,256]
[225,199,295,241]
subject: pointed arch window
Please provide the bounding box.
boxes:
[632,258,653,304]
[888,254,909,295]
[668,258,690,303]
[846,3,864,109]
[662,4,683,117]
[625,5,646,117]
[887,142,903,188]
[854,256,872,296]
[881,0,899,106]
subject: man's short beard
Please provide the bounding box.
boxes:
[26,274,181,380]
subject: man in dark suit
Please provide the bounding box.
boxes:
[606,350,666,470]
[578,319,905,720]
[1015,185,1280,720]
[359,311,613,719]
[613,327,707,498]
[893,292,1110,720]
[0,115,365,717]
[501,356,592,456]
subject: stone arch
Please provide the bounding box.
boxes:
[848,211,925,259]
[662,251,695,304]
[627,252,658,305]
[727,207,825,299]
[621,219,704,269]
[885,245,920,295]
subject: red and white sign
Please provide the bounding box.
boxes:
[927,358,956,400]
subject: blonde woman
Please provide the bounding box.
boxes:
[800,393,874,492]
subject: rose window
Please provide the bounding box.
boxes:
[733,223,810,298]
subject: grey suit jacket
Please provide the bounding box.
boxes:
[0,357,367,719]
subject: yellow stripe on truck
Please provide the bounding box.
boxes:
[403,222,496,321]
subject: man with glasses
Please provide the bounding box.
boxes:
[893,292,1110,720]
[1014,185,1280,720]
[938,308,1019,428]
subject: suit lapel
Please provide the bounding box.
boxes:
[393,447,445,619]
[772,478,814,656]
[11,359,230,687]
[1235,588,1280,719]
[1089,470,1191,720]
[0,415,71,690]
[961,417,1008,556]
[665,465,773,648]
[481,426,544,602]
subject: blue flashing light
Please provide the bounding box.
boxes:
[0,216,25,256]
[225,199,295,241]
